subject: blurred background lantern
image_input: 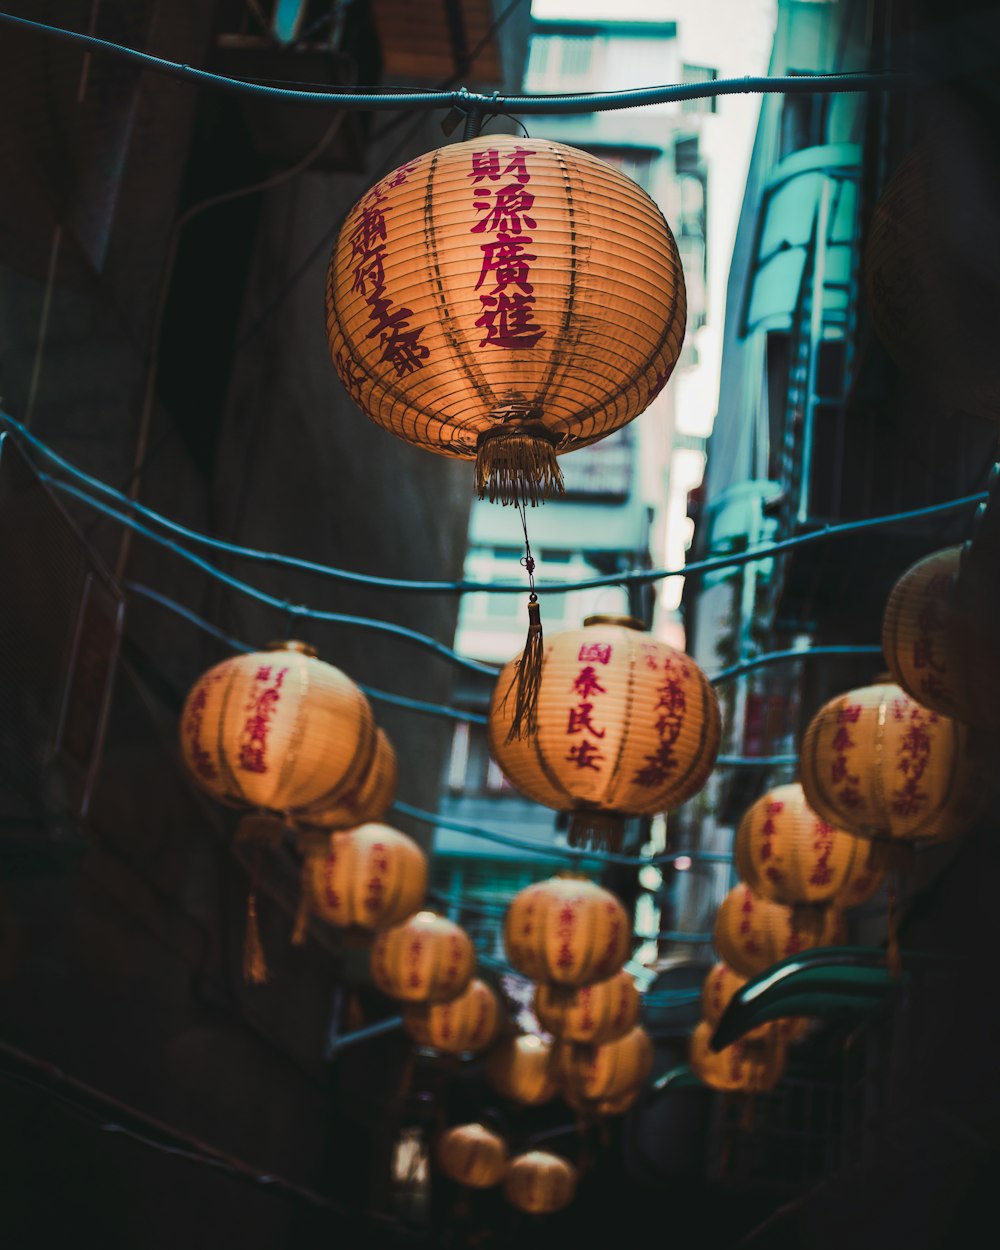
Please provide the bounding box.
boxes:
[562,1083,640,1120]
[436,1123,508,1189]
[403,977,500,1055]
[800,682,991,844]
[733,783,884,917]
[503,875,630,989]
[326,137,686,508]
[555,1024,654,1105]
[503,1151,578,1215]
[489,616,720,850]
[713,884,844,979]
[701,962,809,1047]
[487,1034,560,1106]
[534,969,640,1045]
[294,728,398,843]
[689,1021,786,1094]
[370,911,474,1004]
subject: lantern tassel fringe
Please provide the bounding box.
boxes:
[476,429,564,507]
[568,810,626,854]
[886,878,903,980]
[243,892,270,985]
[503,597,544,743]
[291,866,310,947]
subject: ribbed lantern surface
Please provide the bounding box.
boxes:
[503,876,630,988]
[504,1152,578,1215]
[555,1025,654,1104]
[179,642,375,814]
[302,822,426,931]
[883,546,1000,730]
[326,137,686,504]
[436,1123,508,1189]
[403,978,500,1054]
[800,682,990,843]
[690,1021,786,1094]
[370,911,474,1004]
[534,968,640,1045]
[489,617,720,850]
[296,728,398,834]
[486,1034,560,1106]
[714,884,844,979]
[734,783,884,912]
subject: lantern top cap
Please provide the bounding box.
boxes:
[265,639,318,657]
[583,614,649,632]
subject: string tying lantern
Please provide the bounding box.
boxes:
[503,1151,578,1215]
[403,977,500,1055]
[370,911,475,1004]
[436,1124,508,1189]
[489,616,720,848]
[534,969,640,1046]
[713,883,844,979]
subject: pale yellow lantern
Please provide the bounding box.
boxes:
[555,1025,654,1104]
[486,1034,560,1106]
[370,911,475,1004]
[713,884,844,979]
[689,1021,786,1094]
[326,137,686,506]
[800,682,991,844]
[489,616,720,849]
[403,978,500,1055]
[179,641,375,815]
[534,968,640,1045]
[504,876,630,989]
[504,1151,578,1215]
[301,822,427,931]
[436,1124,508,1189]
[295,728,398,838]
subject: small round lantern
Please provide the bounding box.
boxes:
[295,728,398,839]
[327,137,686,507]
[179,642,375,815]
[504,1151,578,1215]
[555,1025,654,1105]
[534,968,640,1045]
[689,1021,786,1094]
[486,1034,560,1106]
[734,783,884,917]
[403,978,500,1055]
[301,822,427,932]
[436,1124,508,1189]
[503,876,630,989]
[489,616,720,850]
[713,884,844,979]
[701,962,808,1046]
[370,911,474,1004]
[882,546,1000,730]
[800,682,991,844]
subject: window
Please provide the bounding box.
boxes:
[526,31,598,89]
[681,63,718,114]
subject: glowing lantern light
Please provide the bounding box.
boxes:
[403,978,500,1055]
[326,137,686,507]
[371,911,474,1004]
[299,822,427,933]
[487,1034,560,1106]
[504,1151,578,1215]
[701,962,808,1046]
[555,1025,654,1104]
[689,1021,786,1094]
[713,884,844,979]
[295,728,398,839]
[489,616,720,850]
[436,1124,508,1189]
[800,682,990,844]
[504,876,630,989]
[534,968,640,1045]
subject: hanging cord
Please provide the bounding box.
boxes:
[242,845,270,985]
[502,500,545,741]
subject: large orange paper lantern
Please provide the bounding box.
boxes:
[295,728,398,837]
[734,783,884,915]
[436,1124,508,1189]
[301,823,427,931]
[179,642,375,815]
[504,876,630,989]
[882,546,1000,730]
[689,1021,786,1094]
[403,978,500,1055]
[800,682,990,844]
[504,1151,578,1215]
[534,969,640,1045]
[701,962,808,1046]
[713,884,843,979]
[489,616,720,849]
[556,1025,654,1104]
[370,911,474,1004]
[487,1034,560,1106]
[326,137,686,506]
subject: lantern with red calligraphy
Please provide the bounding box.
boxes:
[555,1025,654,1104]
[701,962,808,1046]
[295,728,398,841]
[403,978,500,1055]
[800,682,991,844]
[690,1021,786,1094]
[504,1151,578,1215]
[487,1034,560,1106]
[713,884,844,979]
[300,822,426,932]
[503,875,630,990]
[489,616,720,850]
[326,137,685,507]
[534,969,639,1045]
[370,911,474,1004]
[436,1124,508,1189]
[734,783,884,917]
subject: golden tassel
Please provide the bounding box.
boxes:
[475,428,564,506]
[243,891,269,985]
[886,876,902,979]
[568,809,626,853]
[291,861,310,947]
[503,595,544,743]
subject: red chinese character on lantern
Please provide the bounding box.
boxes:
[469,146,535,185]
[471,183,537,236]
[566,702,606,738]
[578,643,613,665]
[572,667,607,699]
[566,740,605,771]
